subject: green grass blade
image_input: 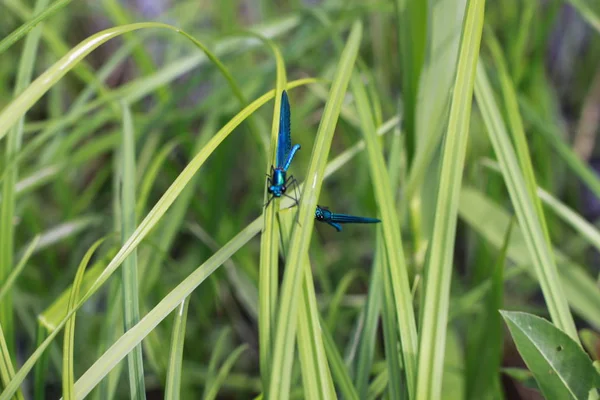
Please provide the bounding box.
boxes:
[519,98,600,202]
[0,0,72,55]
[257,33,287,393]
[279,210,336,399]
[416,1,485,399]
[0,0,48,367]
[164,298,191,400]
[320,320,360,400]
[474,63,578,340]
[354,239,383,398]
[119,102,146,400]
[267,21,362,399]
[394,0,427,163]
[0,235,39,304]
[62,238,107,400]
[202,345,249,400]
[351,72,418,398]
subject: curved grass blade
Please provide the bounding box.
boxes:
[474,63,578,340]
[501,311,600,399]
[320,319,360,400]
[416,1,485,399]
[164,298,191,400]
[62,238,107,400]
[267,21,362,399]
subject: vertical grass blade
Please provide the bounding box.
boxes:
[415,1,485,399]
[164,298,190,400]
[258,35,287,393]
[119,102,146,399]
[267,21,362,399]
[394,0,427,163]
[279,210,336,399]
[351,72,418,398]
[474,64,579,341]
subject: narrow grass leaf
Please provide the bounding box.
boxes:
[0,235,39,303]
[62,238,107,400]
[474,63,578,340]
[164,298,191,400]
[501,311,600,399]
[320,320,360,400]
[202,328,232,399]
[202,345,248,400]
[257,33,287,393]
[351,72,418,398]
[267,21,362,399]
[416,1,485,399]
[0,0,72,55]
[279,211,336,399]
[119,102,146,400]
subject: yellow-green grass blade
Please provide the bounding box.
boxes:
[0,0,73,55]
[267,21,362,399]
[0,80,314,400]
[279,210,336,399]
[351,72,418,398]
[0,322,23,400]
[62,238,107,400]
[256,32,287,393]
[459,187,600,328]
[0,0,48,376]
[164,298,191,400]
[566,0,600,33]
[416,1,485,399]
[119,102,146,399]
[474,63,578,340]
[485,28,553,251]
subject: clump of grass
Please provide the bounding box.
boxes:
[1,1,600,399]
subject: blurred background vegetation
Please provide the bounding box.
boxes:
[1,0,600,399]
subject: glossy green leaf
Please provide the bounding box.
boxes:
[501,311,600,399]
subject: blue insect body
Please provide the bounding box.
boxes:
[315,205,381,232]
[266,90,300,206]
